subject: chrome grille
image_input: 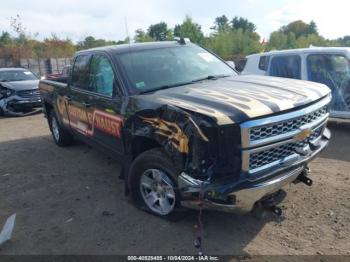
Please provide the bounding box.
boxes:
[250,105,328,142]
[249,125,325,170]
[17,89,40,98]
[307,125,323,141]
[241,96,331,174]
[250,143,296,170]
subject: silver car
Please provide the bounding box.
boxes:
[0,68,41,116]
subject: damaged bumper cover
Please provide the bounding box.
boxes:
[5,94,41,108]
[0,95,42,116]
[178,128,331,213]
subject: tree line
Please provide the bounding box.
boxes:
[1,14,350,64]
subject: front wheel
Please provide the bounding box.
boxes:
[128,148,181,217]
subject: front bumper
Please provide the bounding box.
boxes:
[9,95,42,108]
[178,128,330,213]
[3,95,41,110]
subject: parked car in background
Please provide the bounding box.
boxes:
[242,47,350,119]
[0,68,41,116]
[46,65,71,83]
[40,40,331,217]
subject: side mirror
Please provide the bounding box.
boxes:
[226,60,236,69]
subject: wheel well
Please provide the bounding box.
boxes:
[44,102,53,118]
[132,136,162,159]
[44,102,54,130]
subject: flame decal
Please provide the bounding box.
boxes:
[140,116,189,154]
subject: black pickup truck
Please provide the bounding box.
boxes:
[39,40,331,217]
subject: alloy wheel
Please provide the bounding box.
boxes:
[139,169,176,215]
[51,117,60,142]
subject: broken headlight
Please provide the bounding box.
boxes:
[0,86,14,98]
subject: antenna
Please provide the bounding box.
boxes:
[174,37,190,45]
[124,16,131,45]
[124,16,135,85]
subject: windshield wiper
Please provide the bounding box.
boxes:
[191,74,231,83]
[140,81,194,94]
[139,74,232,94]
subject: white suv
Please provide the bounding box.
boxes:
[242,47,350,119]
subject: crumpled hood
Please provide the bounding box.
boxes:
[1,80,39,91]
[146,75,331,125]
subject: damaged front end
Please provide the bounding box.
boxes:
[128,94,331,214]
[127,103,244,209]
[127,103,241,180]
[177,137,330,214]
[178,166,306,214]
[177,97,332,214]
[0,85,42,117]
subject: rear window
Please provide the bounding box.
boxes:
[89,55,115,97]
[71,55,91,89]
[269,55,301,79]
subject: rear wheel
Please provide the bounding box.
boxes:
[129,148,181,217]
[49,111,74,146]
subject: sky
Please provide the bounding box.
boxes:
[0,0,349,42]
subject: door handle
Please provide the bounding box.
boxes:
[64,95,72,101]
[82,102,91,108]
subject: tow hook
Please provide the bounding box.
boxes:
[258,190,284,217]
[297,168,313,186]
[270,206,282,217]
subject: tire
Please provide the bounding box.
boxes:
[344,92,350,109]
[128,148,183,217]
[49,111,74,147]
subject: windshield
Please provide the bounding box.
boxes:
[117,45,237,93]
[0,70,38,82]
[307,54,350,112]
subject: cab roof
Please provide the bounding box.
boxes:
[76,41,195,55]
[247,46,350,58]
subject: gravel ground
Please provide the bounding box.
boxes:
[0,114,349,255]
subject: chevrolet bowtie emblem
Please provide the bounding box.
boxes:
[294,128,312,142]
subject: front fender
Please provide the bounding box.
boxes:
[123,105,211,176]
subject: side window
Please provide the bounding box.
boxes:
[89,55,115,97]
[71,55,90,89]
[258,56,269,71]
[236,58,247,72]
[269,55,301,79]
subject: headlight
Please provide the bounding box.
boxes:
[0,86,14,98]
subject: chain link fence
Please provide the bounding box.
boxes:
[0,57,71,77]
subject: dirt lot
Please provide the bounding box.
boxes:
[0,114,349,255]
